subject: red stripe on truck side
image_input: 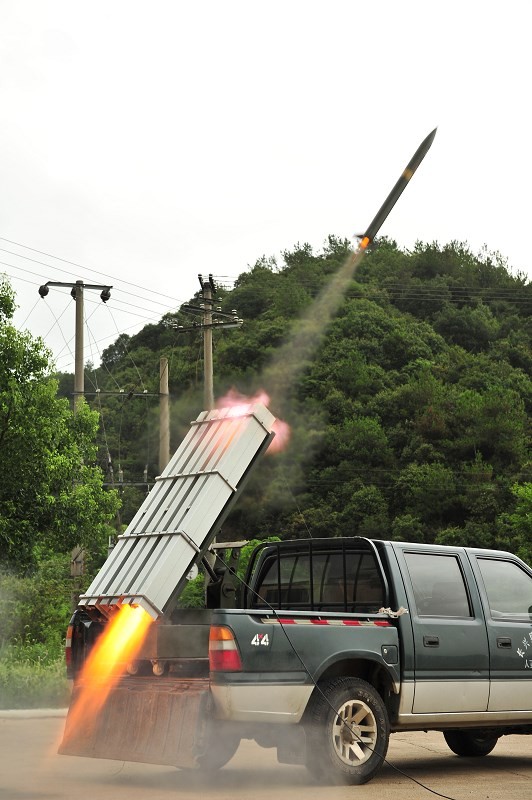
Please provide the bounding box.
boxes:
[262,617,391,627]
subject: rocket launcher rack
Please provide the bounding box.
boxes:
[79,403,276,620]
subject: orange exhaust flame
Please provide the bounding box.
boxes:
[216,389,290,454]
[63,605,153,738]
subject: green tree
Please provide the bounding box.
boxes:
[50,239,530,556]
[394,463,457,526]
[0,277,119,571]
[433,303,500,352]
[497,483,532,564]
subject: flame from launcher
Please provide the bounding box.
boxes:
[63,605,153,739]
[216,388,290,454]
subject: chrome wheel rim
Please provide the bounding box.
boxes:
[332,699,377,766]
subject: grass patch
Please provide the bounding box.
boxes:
[0,641,71,709]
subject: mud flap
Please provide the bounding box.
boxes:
[59,678,211,768]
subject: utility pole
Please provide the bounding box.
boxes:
[159,356,170,471]
[38,279,112,603]
[175,275,243,588]
[74,281,84,411]
[200,274,215,410]
[175,275,243,410]
[38,279,112,411]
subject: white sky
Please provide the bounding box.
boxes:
[2,1,531,375]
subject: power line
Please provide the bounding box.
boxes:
[104,304,146,390]
[53,298,110,363]
[0,236,187,306]
[51,315,171,370]
[13,270,174,370]
[1,258,181,320]
[0,236,237,306]
[19,296,41,328]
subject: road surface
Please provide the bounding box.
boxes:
[0,712,530,800]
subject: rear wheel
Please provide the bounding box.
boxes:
[195,722,240,770]
[443,730,498,757]
[305,677,389,785]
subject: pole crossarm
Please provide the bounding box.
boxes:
[73,391,161,397]
[168,320,242,332]
[181,303,241,320]
[38,278,114,409]
[39,280,113,291]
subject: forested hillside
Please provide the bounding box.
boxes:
[60,237,532,563]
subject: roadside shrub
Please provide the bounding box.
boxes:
[0,641,70,708]
[0,554,73,708]
[0,554,72,651]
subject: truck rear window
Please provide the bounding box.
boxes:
[250,549,385,613]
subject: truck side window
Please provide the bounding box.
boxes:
[477,559,532,621]
[404,553,471,618]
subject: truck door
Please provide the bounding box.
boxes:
[470,555,532,712]
[399,549,489,714]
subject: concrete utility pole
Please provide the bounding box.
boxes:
[176,275,243,411]
[159,357,170,471]
[38,279,112,411]
[177,275,243,585]
[74,281,84,411]
[201,276,215,410]
[38,278,112,602]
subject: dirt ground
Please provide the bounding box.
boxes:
[0,712,530,800]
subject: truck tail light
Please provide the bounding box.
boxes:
[209,625,242,672]
[65,624,73,676]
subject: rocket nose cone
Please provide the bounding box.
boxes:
[426,127,437,146]
[408,127,438,171]
[418,127,437,155]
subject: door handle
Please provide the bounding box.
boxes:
[423,635,439,647]
[497,637,512,649]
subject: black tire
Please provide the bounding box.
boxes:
[305,677,389,785]
[195,723,241,770]
[443,730,498,757]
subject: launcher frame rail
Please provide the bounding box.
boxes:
[79,404,276,620]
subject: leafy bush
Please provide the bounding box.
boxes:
[0,554,72,651]
[0,640,71,708]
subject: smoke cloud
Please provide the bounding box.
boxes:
[260,247,365,413]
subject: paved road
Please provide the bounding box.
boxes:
[0,713,530,800]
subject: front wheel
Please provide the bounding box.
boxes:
[305,677,389,785]
[443,730,498,757]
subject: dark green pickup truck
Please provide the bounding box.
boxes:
[205,536,532,783]
[59,405,532,785]
[63,535,532,785]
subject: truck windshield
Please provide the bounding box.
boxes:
[250,546,385,613]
